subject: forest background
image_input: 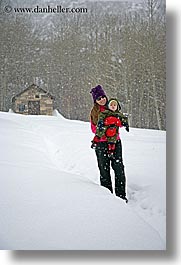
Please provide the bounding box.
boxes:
[0,0,166,130]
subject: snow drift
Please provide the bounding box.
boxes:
[0,111,166,250]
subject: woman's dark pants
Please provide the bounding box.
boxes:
[95,140,126,197]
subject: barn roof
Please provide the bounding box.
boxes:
[12,84,55,102]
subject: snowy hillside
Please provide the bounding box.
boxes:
[0,111,166,250]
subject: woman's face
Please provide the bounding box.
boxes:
[96,96,107,106]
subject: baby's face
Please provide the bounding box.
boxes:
[109,102,118,111]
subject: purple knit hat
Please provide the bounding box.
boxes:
[90,85,106,102]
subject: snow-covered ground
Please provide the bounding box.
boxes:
[0,110,166,250]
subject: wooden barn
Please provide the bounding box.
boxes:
[12,84,54,115]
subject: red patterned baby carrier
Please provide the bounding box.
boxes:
[103,116,121,138]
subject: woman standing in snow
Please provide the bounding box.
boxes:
[90,85,128,203]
